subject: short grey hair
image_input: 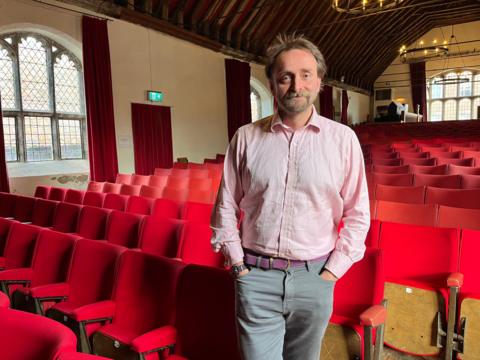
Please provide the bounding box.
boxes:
[265,34,327,80]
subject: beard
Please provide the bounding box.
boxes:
[277,90,316,114]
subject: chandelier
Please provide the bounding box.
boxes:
[331,0,404,14]
[399,39,449,63]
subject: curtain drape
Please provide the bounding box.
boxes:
[0,95,10,192]
[225,59,252,141]
[131,103,173,174]
[319,85,334,119]
[341,89,349,125]
[82,16,119,182]
[410,62,428,122]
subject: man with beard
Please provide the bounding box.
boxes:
[211,34,370,360]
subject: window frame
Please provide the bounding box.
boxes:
[0,32,86,163]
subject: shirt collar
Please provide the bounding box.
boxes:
[270,106,322,133]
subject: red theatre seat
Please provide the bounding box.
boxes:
[371,164,409,174]
[461,174,480,189]
[166,265,241,360]
[130,174,151,186]
[0,291,9,308]
[0,308,77,359]
[401,157,436,166]
[31,199,58,227]
[448,164,480,176]
[372,173,413,186]
[52,202,82,233]
[86,181,105,193]
[181,202,214,224]
[436,157,474,166]
[64,189,85,205]
[11,195,36,222]
[410,164,448,175]
[139,185,164,199]
[48,187,68,202]
[92,251,185,359]
[82,191,106,208]
[102,182,122,194]
[76,206,110,240]
[374,184,425,204]
[437,206,480,231]
[103,193,128,211]
[376,200,437,227]
[125,195,153,215]
[40,240,125,353]
[115,173,132,185]
[397,151,428,159]
[105,210,144,248]
[425,187,480,209]
[154,168,172,176]
[379,222,459,356]
[371,158,402,166]
[138,216,184,258]
[0,222,41,271]
[34,185,51,199]
[177,222,224,267]
[148,175,168,188]
[413,174,461,189]
[119,184,141,196]
[0,192,16,217]
[152,198,183,219]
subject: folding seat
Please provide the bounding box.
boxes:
[151,198,183,219]
[76,206,110,240]
[7,230,78,312]
[413,174,461,189]
[448,164,480,175]
[31,198,59,227]
[397,151,428,158]
[436,157,474,166]
[31,240,126,353]
[463,150,480,165]
[0,291,9,307]
[392,142,414,149]
[0,222,41,270]
[177,222,224,267]
[105,210,144,248]
[187,189,214,204]
[321,249,386,360]
[401,157,436,166]
[425,187,480,209]
[103,193,128,211]
[370,152,398,160]
[182,202,214,224]
[65,189,85,205]
[379,222,460,356]
[170,168,190,178]
[115,173,132,185]
[49,187,68,201]
[375,200,437,227]
[188,177,213,190]
[34,185,50,199]
[461,174,480,189]
[138,216,184,258]
[0,192,16,218]
[139,185,164,199]
[164,265,240,360]
[130,174,150,186]
[166,176,189,189]
[371,164,409,174]
[154,168,172,176]
[450,145,479,153]
[125,195,153,215]
[148,175,168,188]
[92,251,185,359]
[102,182,122,194]
[119,184,141,196]
[374,184,425,204]
[86,181,105,193]
[0,307,77,359]
[52,202,82,233]
[437,206,480,231]
[410,164,448,175]
[371,158,402,166]
[11,194,36,222]
[371,172,413,186]
[82,191,106,208]
[163,187,189,202]
[420,145,449,153]
[189,168,210,179]
[430,150,462,159]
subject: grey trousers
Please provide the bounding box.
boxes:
[235,260,334,360]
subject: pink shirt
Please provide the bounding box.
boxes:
[211,108,370,278]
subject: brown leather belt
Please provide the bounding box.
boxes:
[243,250,329,270]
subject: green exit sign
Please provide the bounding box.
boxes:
[147,90,163,102]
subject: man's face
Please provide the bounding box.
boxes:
[270,49,321,115]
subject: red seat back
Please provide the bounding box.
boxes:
[376,201,437,227]
[413,174,461,189]
[372,172,413,186]
[151,198,183,219]
[125,195,153,215]
[105,211,143,248]
[181,202,214,224]
[130,174,151,186]
[13,195,36,222]
[0,192,16,217]
[178,222,224,267]
[64,189,85,205]
[139,185,164,199]
[138,217,183,257]
[76,206,110,240]
[52,203,82,233]
[103,193,128,211]
[374,184,425,204]
[102,182,122,194]
[82,191,106,208]
[34,185,50,199]
[31,199,58,227]
[4,223,41,269]
[425,188,480,209]
[448,164,480,176]
[410,164,448,175]
[437,206,480,231]
[48,187,67,202]
[86,182,104,193]
[401,157,436,166]
[461,174,480,189]
[459,230,480,294]
[371,165,409,174]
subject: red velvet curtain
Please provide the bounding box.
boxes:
[319,85,333,119]
[341,89,349,125]
[82,16,119,182]
[225,59,252,141]
[410,62,427,122]
[0,96,10,192]
[132,103,173,175]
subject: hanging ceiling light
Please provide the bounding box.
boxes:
[331,0,404,14]
[399,39,449,63]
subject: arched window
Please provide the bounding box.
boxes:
[250,86,261,122]
[0,32,85,162]
[427,70,480,121]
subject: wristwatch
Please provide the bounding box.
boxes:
[231,263,248,277]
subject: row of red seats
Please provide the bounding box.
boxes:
[115,173,220,191]
[370,163,480,175]
[368,172,480,189]
[0,235,236,359]
[29,187,214,221]
[366,156,480,167]
[363,220,480,358]
[0,197,221,268]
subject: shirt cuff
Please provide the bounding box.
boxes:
[324,250,354,279]
[222,242,245,266]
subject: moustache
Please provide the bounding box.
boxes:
[284,91,310,99]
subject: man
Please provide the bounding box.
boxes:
[211,34,370,360]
